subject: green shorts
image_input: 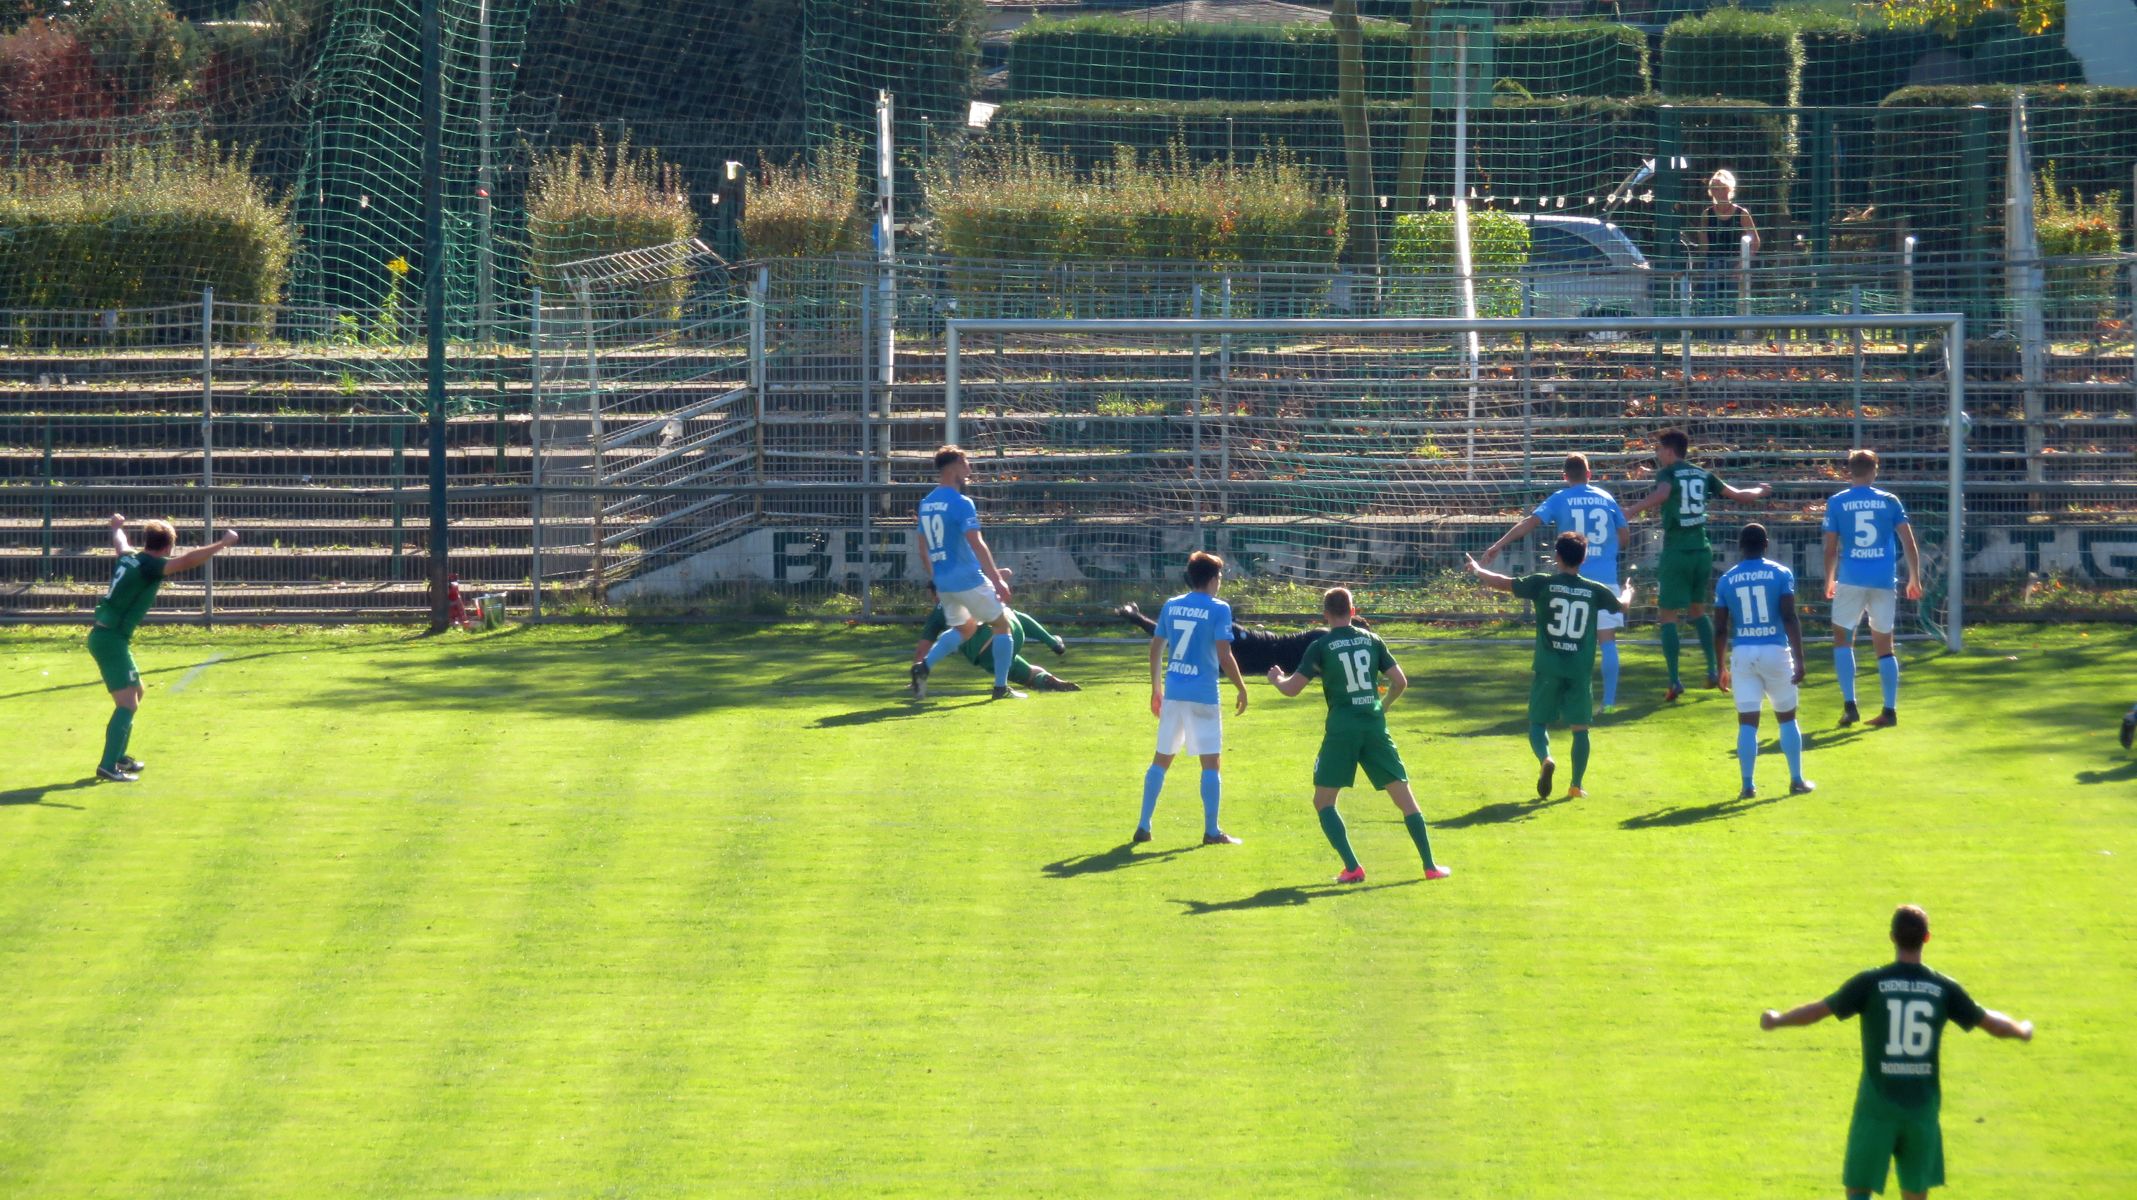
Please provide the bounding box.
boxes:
[87,626,139,692]
[1657,545,1716,610]
[1527,672,1593,727]
[1313,721,1407,791]
[1843,1081,1944,1196]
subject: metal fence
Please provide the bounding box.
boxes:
[2,252,2132,625]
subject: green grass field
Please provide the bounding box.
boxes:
[3,621,2133,1197]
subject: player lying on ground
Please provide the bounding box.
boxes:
[911,445,1021,701]
[87,514,240,782]
[1622,429,1771,702]
[1761,904,2033,1200]
[1266,587,1449,884]
[1822,448,1924,729]
[1714,522,1814,799]
[1136,550,1248,847]
[1113,602,1368,675]
[1465,531,1624,800]
[1479,452,1635,712]
[913,578,1081,693]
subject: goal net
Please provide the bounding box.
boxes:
[944,313,1967,647]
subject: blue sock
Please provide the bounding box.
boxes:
[1877,654,1899,712]
[1200,769,1222,837]
[992,630,1014,688]
[1528,723,1551,763]
[1834,644,1857,704]
[1138,764,1164,832]
[1600,641,1620,708]
[1778,719,1805,783]
[1737,724,1758,789]
[922,627,965,669]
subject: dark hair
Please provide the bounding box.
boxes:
[1185,550,1224,589]
[1322,586,1353,617]
[1554,531,1588,567]
[1562,452,1591,481]
[1739,522,1769,555]
[1658,429,1690,457]
[933,445,968,470]
[1891,904,1929,951]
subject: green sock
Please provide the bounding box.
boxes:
[1693,614,1717,676]
[1317,805,1360,871]
[1571,729,1592,787]
[101,706,134,771]
[1660,622,1682,687]
[1402,811,1437,870]
[1527,722,1550,762]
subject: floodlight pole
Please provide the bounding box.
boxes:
[1453,30,1480,474]
[423,0,451,632]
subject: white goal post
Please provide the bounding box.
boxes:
[944,314,1969,651]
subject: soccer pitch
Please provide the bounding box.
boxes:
[3,623,2132,1197]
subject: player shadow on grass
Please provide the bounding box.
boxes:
[1171,878,1420,916]
[1447,696,1671,740]
[0,646,337,703]
[1436,795,1574,829]
[0,780,93,810]
[1620,793,1785,829]
[1041,843,1197,878]
[812,698,991,728]
[2076,759,2137,785]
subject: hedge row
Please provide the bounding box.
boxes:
[1873,86,2137,252]
[1659,9,1801,108]
[1006,17,1650,103]
[0,142,290,335]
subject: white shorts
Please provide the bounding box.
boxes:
[1830,582,1897,635]
[1597,608,1626,633]
[938,583,1005,626]
[1731,644,1799,714]
[1156,700,1223,757]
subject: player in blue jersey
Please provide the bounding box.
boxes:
[909,445,1022,701]
[1714,523,1814,799]
[1821,450,1924,729]
[1136,550,1250,846]
[1481,453,1636,711]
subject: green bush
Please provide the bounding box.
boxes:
[1495,20,1649,99]
[741,138,866,258]
[527,134,699,315]
[927,142,1345,268]
[1006,16,1411,103]
[1389,209,1530,317]
[1659,9,1801,108]
[1783,10,1932,108]
[1873,86,2137,253]
[2034,163,2122,329]
[0,140,291,336]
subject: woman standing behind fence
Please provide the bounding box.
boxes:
[1691,169,1760,318]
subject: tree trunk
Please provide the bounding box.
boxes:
[1331,0,1378,263]
[1396,0,1432,212]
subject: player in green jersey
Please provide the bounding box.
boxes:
[1465,532,1624,799]
[1621,429,1771,701]
[1266,587,1449,884]
[86,514,241,782]
[1761,905,2035,1200]
[912,578,1081,692]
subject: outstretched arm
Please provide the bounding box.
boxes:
[1977,1010,2035,1041]
[165,529,240,575]
[1760,1000,1832,1030]
[1463,553,1515,594]
[1622,484,1670,518]
[1267,666,1311,697]
[109,513,134,556]
[1719,479,1771,503]
[1483,515,1544,564]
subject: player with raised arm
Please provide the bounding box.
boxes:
[1481,453,1634,712]
[1266,587,1449,884]
[1622,429,1771,701]
[1465,532,1624,800]
[1822,449,1924,728]
[86,514,240,782]
[1760,905,2034,1200]
[912,578,1081,693]
[1135,551,1249,846]
[1713,523,1813,799]
[910,445,1021,701]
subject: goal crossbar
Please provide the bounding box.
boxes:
[944,314,1969,651]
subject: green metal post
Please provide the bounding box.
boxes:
[39,419,54,580]
[1809,109,1833,262]
[391,420,407,582]
[422,0,450,630]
